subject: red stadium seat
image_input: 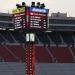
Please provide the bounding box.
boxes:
[0,45,26,62]
[35,46,52,63]
[49,46,73,63]
[0,45,16,62]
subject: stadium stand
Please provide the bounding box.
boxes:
[35,46,52,63]
[0,12,75,75]
[0,45,26,62]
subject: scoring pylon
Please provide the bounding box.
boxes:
[25,44,35,75]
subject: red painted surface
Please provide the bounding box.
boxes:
[25,44,35,75]
[0,45,74,63]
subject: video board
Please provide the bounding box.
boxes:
[29,7,49,30]
[12,7,26,29]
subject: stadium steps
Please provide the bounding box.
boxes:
[71,47,75,62]
[35,46,52,63]
[0,33,8,43]
[9,32,17,43]
[47,34,54,45]
[5,45,26,62]
[11,32,25,43]
[0,45,26,62]
[48,46,73,63]
[48,32,62,45]
[59,33,65,44]
[68,46,75,62]
[0,45,17,62]
[36,35,42,44]
[45,46,58,63]
[2,45,20,62]
[61,32,74,45]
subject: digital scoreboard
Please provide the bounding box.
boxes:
[12,6,49,30]
[29,7,49,30]
[12,7,26,29]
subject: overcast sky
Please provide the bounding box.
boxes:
[0,0,75,17]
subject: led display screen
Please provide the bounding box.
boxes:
[13,7,26,29]
[26,33,35,42]
[29,7,49,30]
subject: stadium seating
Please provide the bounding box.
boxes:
[0,30,74,63]
[0,44,74,63]
[48,32,62,45]
[35,46,52,63]
[0,31,15,43]
[0,45,26,62]
[36,33,50,44]
[35,45,74,63]
[0,45,16,62]
[6,45,26,62]
[0,14,12,21]
[61,32,74,45]
[0,31,74,46]
[71,47,75,58]
[11,31,26,43]
[49,46,73,63]
[0,34,5,43]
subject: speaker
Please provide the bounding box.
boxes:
[40,3,45,9]
[36,2,40,8]
[31,2,35,7]
[22,2,26,7]
[16,4,21,8]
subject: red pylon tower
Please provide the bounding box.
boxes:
[25,44,35,75]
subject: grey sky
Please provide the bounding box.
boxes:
[0,0,75,17]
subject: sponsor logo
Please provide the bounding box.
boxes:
[30,7,48,13]
[12,7,25,14]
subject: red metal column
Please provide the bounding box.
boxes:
[25,44,35,75]
[32,44,35,75]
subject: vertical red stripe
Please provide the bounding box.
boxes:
[32,44,35,75]
[25,44,35,75]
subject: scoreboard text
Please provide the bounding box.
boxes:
[13,6,49,30]
[12,7,26,29]
[29,7,49,29]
